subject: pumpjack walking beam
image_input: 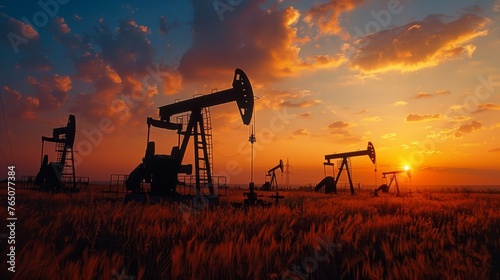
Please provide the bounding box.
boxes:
[126,69,254,197]
[317,142,376,195]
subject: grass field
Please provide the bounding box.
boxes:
[1,185,499,279]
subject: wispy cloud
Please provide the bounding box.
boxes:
[472,103,500,113]
[406,113,441,122]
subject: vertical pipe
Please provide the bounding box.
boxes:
[40,139,44,166]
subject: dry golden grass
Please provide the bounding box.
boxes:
[0,185,499,279]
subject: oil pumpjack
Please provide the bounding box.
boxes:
[372,168,411,196]
[125,68,253,203]
[35,115,76,191]
[315,142,376,195]
[260,159,283,191]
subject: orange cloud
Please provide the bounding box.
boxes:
[304,0,366,37]
[415,92,432,99]
[293,128,310,136]
[350,13,489,73]
[178,1,344,84]
[1,86,39,119]
[257,88,318,110]
[50,18,183,125]
[327,121,360,140]
[27,74,72,110]
[489,148,500,153]
[415,89,451,99]
[473,103,500,113]
[296,112,312,118]
[454,120,483,138]
[406,113,441,122]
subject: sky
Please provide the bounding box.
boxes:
[0,0,499,187]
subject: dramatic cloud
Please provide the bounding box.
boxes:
[50,17,182,124]
[454,120,483,138]
[304,0,366,37]
[27,75,72,110]
[406,113,441,122]
[0,13,51,71]
[350,13,489,73]
[473,103,500,113]
[489,147,500,153]
[1,86,39,119]
[178,1,344,83]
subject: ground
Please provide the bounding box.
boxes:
[0,184,499,279]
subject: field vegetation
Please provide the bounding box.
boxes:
[0,185,499,279]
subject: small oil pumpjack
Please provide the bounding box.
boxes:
[260,159,283,191]
[35,115,76,191]
[125,69,254,203]
[372,168,411,196]
[315,142,376,195]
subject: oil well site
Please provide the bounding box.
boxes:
[1,69,499,280]
[1,1,500,279]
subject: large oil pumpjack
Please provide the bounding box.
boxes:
[260,159,283,191]
[35,115,76,191]
[372,169,411,196]
[125,68,254,202]
[315,142,376,195]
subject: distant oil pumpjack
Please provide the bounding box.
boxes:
[125,69,254,202]
[372,169,411,196]
[260,159,283,191]
[35,115,76,191]
[315,142,376,195]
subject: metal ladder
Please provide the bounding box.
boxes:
[194,106,214,192]
[55,141,76,189]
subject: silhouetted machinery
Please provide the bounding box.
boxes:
[230,182,284,208]
[315,142,376,195]
[372,169,411,197]
[35,115,76,191]
[260,159,283,191]
[125,69,253,202]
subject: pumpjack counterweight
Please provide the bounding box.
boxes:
[126,69,254,201]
